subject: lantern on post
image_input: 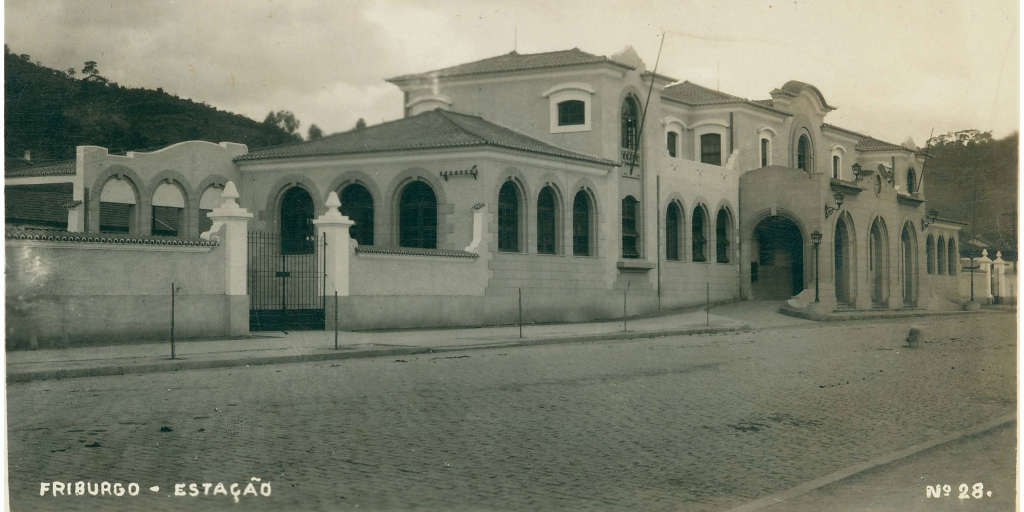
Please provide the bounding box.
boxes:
[810,230,823,303]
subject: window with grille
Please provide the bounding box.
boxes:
[281,187,315,254]
[926,235,935,274]
[947,241,956,275]
[621,196,639,259]
[716,209,730,263]
[666,203,680,261]
[692,208,707,262]
[906,168,916,194]
[797,135,810,172]
[340,184,374,246]
[700,134,721,166]
[497,182,519,253]
[557,100,586,126]
[399,181,437,249]
[621,97,639,150]
[573,191,591,256]
[537,187,557,254]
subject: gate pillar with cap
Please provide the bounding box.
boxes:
[202,181,253,336]
[313,192,356,328]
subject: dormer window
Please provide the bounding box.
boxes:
[543,83,594,133]
[558,100,585,126]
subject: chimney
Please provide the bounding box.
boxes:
[23,150,30,161]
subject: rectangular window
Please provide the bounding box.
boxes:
[833,155,840,179]
[761,138,769,167]
[557,100,585,126]
[700,134,721,166]
[100,203,132,233]
[621,198,639,259]
[667,132,678,158]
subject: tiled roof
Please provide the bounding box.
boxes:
[856,136,915,153]
[772,80,836,110]
[237,109,617,166]
[5,227,218,247]
[821,123,867,139]
[661,81,789,115]
[750,99,775,108]
[355,245,479,259]
[6,183,74,227]
[387,48,633,83]
[5,159,76,178]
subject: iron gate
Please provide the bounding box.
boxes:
[248,231,326,331]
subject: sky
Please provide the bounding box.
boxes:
[4,0,1019,146]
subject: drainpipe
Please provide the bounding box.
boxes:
[728,113,734,155]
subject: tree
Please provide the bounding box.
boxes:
[307,124,323,140]
[263,110,300,136]
[82,61,99,76]
[65,68,77,79]
[355,118,366,130]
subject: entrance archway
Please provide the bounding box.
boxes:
[901,223,919,306]
[834,214,856,306]
[868,217,889,306]
[752,215,804,299]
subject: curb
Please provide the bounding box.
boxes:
[6,323,749,383]
[778,306,992,322]
[724,413,1017,512]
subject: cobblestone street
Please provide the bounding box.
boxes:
[6,313,1016,511]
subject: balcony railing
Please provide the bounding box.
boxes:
[621,148,642,176]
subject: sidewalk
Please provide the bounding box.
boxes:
[7,305,751,383]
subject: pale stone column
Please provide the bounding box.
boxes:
[992,251,1006,301]
[976,249,993,303]
[203,181,253,336]
[313,192,356,297]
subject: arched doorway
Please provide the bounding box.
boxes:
[869,218,889,306]
[280,187,315,254]
[752,215,804,299]
[834,214,856,305]
[901,223,919,306]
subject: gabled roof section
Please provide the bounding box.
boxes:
[387,48,634,83]
[236,109,617,166]
[771,80,836,111]
[661,81,790,115]
[856,136,917,153]
[5,159,76,178]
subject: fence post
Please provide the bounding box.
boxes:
[623,281,631,331]
[203,181,253,337]
[334,291,339,350]
[170,282,176,359]
[706,282,710,327]
[518,288,523,339]
[313,192,356,299]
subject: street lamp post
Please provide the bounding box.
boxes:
[811,230,823,303]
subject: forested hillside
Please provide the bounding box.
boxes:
[923,130,1018,252]
[4,45,301,162]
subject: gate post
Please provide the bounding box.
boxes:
[203,181,253,336]
[313,192,355,328]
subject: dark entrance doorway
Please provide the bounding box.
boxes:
[834,215,856,306]
[752,215,804,299]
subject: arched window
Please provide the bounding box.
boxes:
[906,168,916,194]
[99,176,136,234]
[832,155,840,179]
[281,187,315,254]
[572,191,592,256]
[621,196,639,259]
[340,184,374,246]
[947,239,957,275]
[537,187,557,254]
[926,235,935,274]
[198,185,223,234]
[936,236,946,276]
[399,181,437,249]
[716,208,731,263]
[666,202,681,261]
[497,181,519,253]
[557,100,586,126]
[692,206,708,262]
[700,134,722,166]
[797,134,811,172]
[152,182,185,236]
[621,97,639,150]
[666,131,678,158]
[760,138,770,167]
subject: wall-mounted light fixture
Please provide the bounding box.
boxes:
[921,208,938,229]
[851,163,862,180]
[824,191,844,218]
